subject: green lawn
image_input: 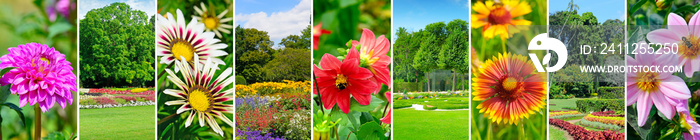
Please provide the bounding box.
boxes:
[549,98,582,111]
[548,126,568,140]
[79,106,155,139]
[394,97,470,109]
[394,108,469,139]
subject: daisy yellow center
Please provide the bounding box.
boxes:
[203,16,220,30]
[488,4,512,25]
[501,77,518,91]
[336,74,348,90]
[680,36,700,60]
[170,39,195,63]
[636,72,660,92]
[188,89,211,112]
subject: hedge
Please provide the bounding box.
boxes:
[575,99,624,113]
[598,87,624,99]
[423,105,437,110]
[394,81,424,93]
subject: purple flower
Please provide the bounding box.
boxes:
[0,43,77,112]
[55,0,73,18]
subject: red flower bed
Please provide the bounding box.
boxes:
[549,119,624,140]
[92,97,117,105]
[236,107,279,131]
[591,111,624,117]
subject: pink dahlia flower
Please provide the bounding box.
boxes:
[0,43,76,112]
[676,100,700,139]
[351,29,391,92]
[627,52,691,126]
[647,11,700,77]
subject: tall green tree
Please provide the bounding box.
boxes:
[439,19,469,92]
[235,25,275,84]
[79,2,155,87]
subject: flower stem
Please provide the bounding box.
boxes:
[518,120,525,138]
[34,106,40,140]
[313,72,324,114]
[157,63,174,81]
[501,39,507,53]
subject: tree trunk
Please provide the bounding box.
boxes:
[425,72,430,92]
[451,69,456,93]
[461,73,465,91]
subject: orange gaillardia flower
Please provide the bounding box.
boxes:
[472,53,546,125]
[472,0,532,40]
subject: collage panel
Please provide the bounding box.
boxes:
[78,0,156,139]
[392,0,470,139]
[0,0,78,139]
[627,0,700,139]
[312,0,392,139]
[470,0,548,139]
[156,0,234,139]
[234,0,312,139]
[548,0,625,139]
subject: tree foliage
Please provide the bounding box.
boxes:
[79,2,154,87]
[236,25,311,83]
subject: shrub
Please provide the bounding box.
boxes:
[236,76,247,85]
[393,101,413,109]
[598,87,623,99]
[423,105,437,110]
[435,104,469,109]
[575,99,624,113]
[393,80,423,93]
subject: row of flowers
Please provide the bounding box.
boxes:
[579,118,623,131]
[86,88,155,95]
[583,114,624,127]
[236,80,310,97]
[590,111,624,117]
[79,95,155,109]
[394,92,467,100]
[549,119,624,140]
[549,110,582,117]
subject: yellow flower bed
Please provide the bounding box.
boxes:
[130,88,149,93]
[584,114,624,126]
[236,80,310,97]
[549,111,581,117]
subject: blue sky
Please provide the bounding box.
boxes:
[236,0,311,48]
[393,0,469,41]
[549,0,625,23]
[79,0,155,19]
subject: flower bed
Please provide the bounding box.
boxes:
[591,111,624,117]
[236,80,310,97]
[579,118,623,131]
[79,88,156,109]
[235,92,310,139]
[549,119,624,140]
[583,114,624,127]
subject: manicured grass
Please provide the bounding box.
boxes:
[80,105,155,139]
[548,126,568,140]
[394,108,468,139]
[394,97,469,109]
[549,98,582,111]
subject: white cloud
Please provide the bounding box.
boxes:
[236,0,311,43]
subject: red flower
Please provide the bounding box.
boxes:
[351,29,391,92]
[313,47,376,114]
[313,22,331,50]
[380,92,392,124]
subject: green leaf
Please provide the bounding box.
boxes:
[0,85,11,103]
[2,103,25,126]
[350,96,384,112]
[0,67,16,77]
[629,0,647,16]
[48,22,73,38]
[359,112,374,125]
[356,121,386,140]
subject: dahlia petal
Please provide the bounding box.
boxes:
[650,90,676,120]
[319,54,341,70]
[637,93,653,126]
[627,86,641,106]
[336,90,352,114]
[668,13,690,37]
[647,29,682,44]
[659,77,692,100]
[690,11,700,35]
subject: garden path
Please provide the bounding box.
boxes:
[549,124,574,140]
[567,119,580,124]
